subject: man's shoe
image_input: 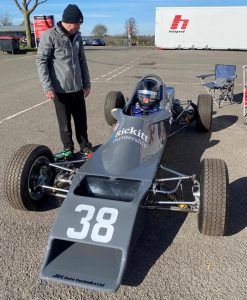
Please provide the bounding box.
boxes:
[80,143,93,158]
[54,149,74,162]
[84,142,92,149]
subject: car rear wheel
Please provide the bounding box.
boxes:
[4,144,54,211]
[196,94,213,132]
[104,91,125,126]
[198,158,229,236]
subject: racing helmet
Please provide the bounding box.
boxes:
[137,78,160,111]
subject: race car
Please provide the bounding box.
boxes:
[4,75,229,292]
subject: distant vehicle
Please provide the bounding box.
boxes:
[91,38,105,46]
[82,39,92,46]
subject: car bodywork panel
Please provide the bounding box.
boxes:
[41,81,173,291]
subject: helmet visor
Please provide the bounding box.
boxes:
[137,89,158,100]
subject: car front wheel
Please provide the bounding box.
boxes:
[104,91,125,126]
[4,144,54,211]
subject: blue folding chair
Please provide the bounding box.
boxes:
[198,64,237,107]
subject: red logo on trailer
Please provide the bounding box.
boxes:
[170,15,189,31]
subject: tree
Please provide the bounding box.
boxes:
[124,17,138,46]
[13,0,48,47]
[0,13,12,26]
[91,24,107,38]
[125,17,138,37]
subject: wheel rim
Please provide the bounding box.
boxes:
[28,156,53,201]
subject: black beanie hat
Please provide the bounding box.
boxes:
[62,4,83,24]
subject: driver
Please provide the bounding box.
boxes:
[132,78,160,115]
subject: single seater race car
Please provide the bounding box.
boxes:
[4,75,229,292]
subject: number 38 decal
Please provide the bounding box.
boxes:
[66,204,118,243]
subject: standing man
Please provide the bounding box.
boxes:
[37,4,92,159]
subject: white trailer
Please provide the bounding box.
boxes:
[155,6,247,50]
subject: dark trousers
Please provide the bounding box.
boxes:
[54,90,88,151]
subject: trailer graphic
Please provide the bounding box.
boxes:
[155,6,247,50]
[170,15,189,31]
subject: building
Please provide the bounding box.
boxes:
[0,25,34,37]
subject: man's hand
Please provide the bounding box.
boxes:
[45,90,57,100]
[83,88,91,98]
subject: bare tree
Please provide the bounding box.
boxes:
[91,24,108,38]
[125,17,138,37]
[0,13,12,26]
[13,0,48,47]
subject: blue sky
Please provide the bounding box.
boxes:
[1,0,247,35]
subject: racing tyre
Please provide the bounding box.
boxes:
[198,158,229,236]
[4,144,55,211]
[104,91,125,126]
[196,94,213,132]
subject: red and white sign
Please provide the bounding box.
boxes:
[33,15,54,40]
[128,24,132,35]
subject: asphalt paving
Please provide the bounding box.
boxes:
[0,47,246,300]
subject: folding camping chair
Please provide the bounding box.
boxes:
[198,64,237,107]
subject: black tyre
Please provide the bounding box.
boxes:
[4,144,55,211]
[196,94,213,132]
[198,158,229,236]
[104,91,125,126]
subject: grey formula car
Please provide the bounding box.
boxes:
[4,75,229,292]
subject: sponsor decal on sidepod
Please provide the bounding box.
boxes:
[113,127,149,148]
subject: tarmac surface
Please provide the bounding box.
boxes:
[0,47,246,300]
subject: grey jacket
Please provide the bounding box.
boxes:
[36,25,91,93]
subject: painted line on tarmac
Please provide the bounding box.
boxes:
[0,55,32,62]
[105,66,134,81]
[198,77,211,95]
[93,50,153,82]
[93,64,131,81]
[0,100,50,125]
[99,81,243,87]
[157,63,244,67]
[91,80,203,85]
